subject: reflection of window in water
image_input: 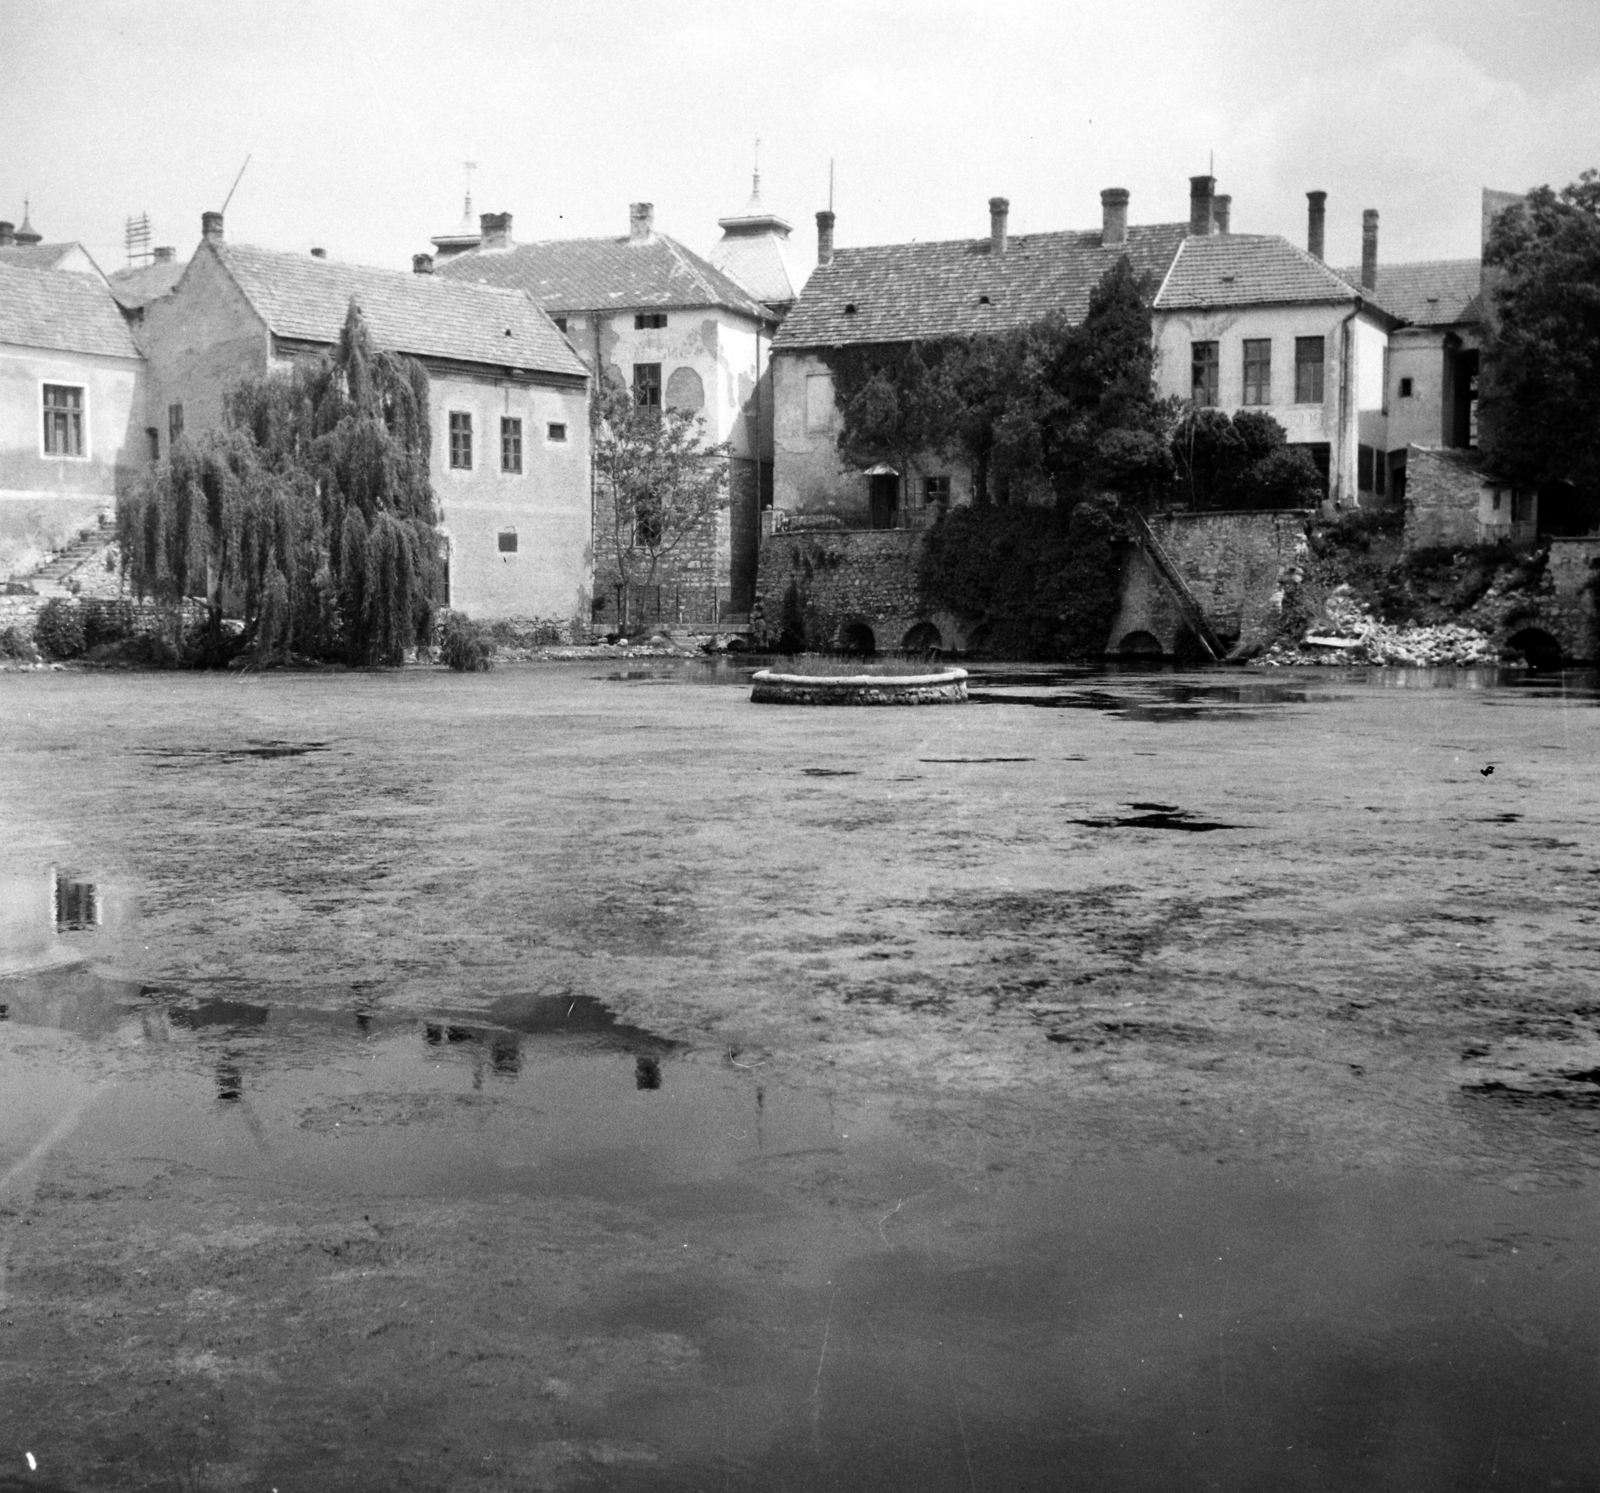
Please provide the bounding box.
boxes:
[54,874,99,930]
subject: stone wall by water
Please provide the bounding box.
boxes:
[1543,539,1600,662]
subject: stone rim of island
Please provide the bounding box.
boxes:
[750,665,969,705]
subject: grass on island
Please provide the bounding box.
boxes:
[764,655,954,677]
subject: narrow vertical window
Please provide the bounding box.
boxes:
[1191,342,1219,406]
[42,385,85,456]
[168,402,184,446]
[1242,339,1271,405]
[501,416,522,474]
[449,411,473,470]
[146,427,160,461]
[633,363,662,410]
[1295,337,1325,403]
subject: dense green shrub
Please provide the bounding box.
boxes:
[33,598,86,659]
[81,598,136,651]
[0,625,39,662]
[920,497,1124,658]
[439,612,494,671]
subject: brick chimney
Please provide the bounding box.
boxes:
[1361,208,1379,289]
[310,247,327,260]
[1100,188,1129,247]
[1214,195,1232,235]
[816,209,835,266]
[0,222,13,248]
[989,196,1009,256]
[629,202,654,242]
[153,245,175,263]
[479,212,512,250]
[201,211,224,244]
[413,252,435,275]
[1306,191,1327,261]
[1189,175,1215,236]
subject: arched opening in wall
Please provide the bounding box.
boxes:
[902,621,943,657]
[965,621,994,658]
[1117,630,1164,658]
[839,621,877,657]
[1507,627,1564,671]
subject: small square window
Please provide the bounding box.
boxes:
[501,416,522,474]
[547,422,568,443]
[634,312,667,330]
[449,411,472,470]
[43,384,86,457]
[1398,376,1414,398]
[498,529,518,553]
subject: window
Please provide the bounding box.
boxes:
[923,475,951,507]
[633,363,662,409]
[168,402,184,446]
[553,317,568,334]
[146,427,160,461]
[449,411,472,469]
[497,529,518,553]
[501,417,522,474]
[43,384,85,457]
[1398,376,1414,398]
[547,422,568,443]
[805,372,835,432]
[1191,342,1219,406]
[634,312,667,330]
[1358,444,1375,493]
[1242,339,1271,405]
[1295,337,1325,403]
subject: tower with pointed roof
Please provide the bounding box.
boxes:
[707,163,807,316]
[431,164,482,261]
[14,198,43,247]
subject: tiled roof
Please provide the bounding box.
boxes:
[108,256,187,309]
[772,223,1189,350]
[707,230,808,307]
[0,262,140,358]
[1333,259,1481,326]
[212,242,587,378]
[435,234,771,321]
[1154,234,1363,311]
[0,242,85,273]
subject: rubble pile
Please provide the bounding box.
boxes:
[1254,587,1510,668]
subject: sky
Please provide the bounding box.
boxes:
[4,0,1599,279]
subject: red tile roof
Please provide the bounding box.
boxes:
[435,234,771,321]
[0,263,140,358]
[1154,234,1364,311]
[1332,259,1481,326]
[774,223,1189,350]
[210,242,588,378]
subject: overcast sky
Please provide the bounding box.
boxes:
[4,0,1599,279]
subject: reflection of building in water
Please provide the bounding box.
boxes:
[54,872,100,930]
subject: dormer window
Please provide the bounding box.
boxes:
[976,294,992,305]
[843,303,858,315]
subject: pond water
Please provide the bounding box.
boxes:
[2,662,1599,1490]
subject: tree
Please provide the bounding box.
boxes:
[1170,406,1320,511]
[118,301,441,666]
[1480,170,1600,514]
[591,377,731,631]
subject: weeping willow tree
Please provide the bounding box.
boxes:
[119,301,441,666]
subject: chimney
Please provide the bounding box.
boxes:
[1214,195,1232,235]
[1189,175,1215,236]
[629,202,654,242]
[1306,191,1327,261]
[816,209,835,266]
[310,247,327,260]
[412,252,435,275]
[1100,188,1129,247]
[0,222,13,248]
[153,245,175,263]
[1361,208,1379,290]
[989,196,1009,256]
[201,211,224,244]
[479,212,512,250]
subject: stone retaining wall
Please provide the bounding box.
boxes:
[1543,539,1600,662]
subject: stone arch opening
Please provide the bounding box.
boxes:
[1117,629,1163,658]
[839,621,877,657]
[1508,626,1563,670]
[902,621,943,656]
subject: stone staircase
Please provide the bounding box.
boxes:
[16,515,117,597]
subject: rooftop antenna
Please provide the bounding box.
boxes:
[220,154,252,214]
[463,157,477,222]
[753,136,761,197]
[828,158,834,212]
[123,212,153,267]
